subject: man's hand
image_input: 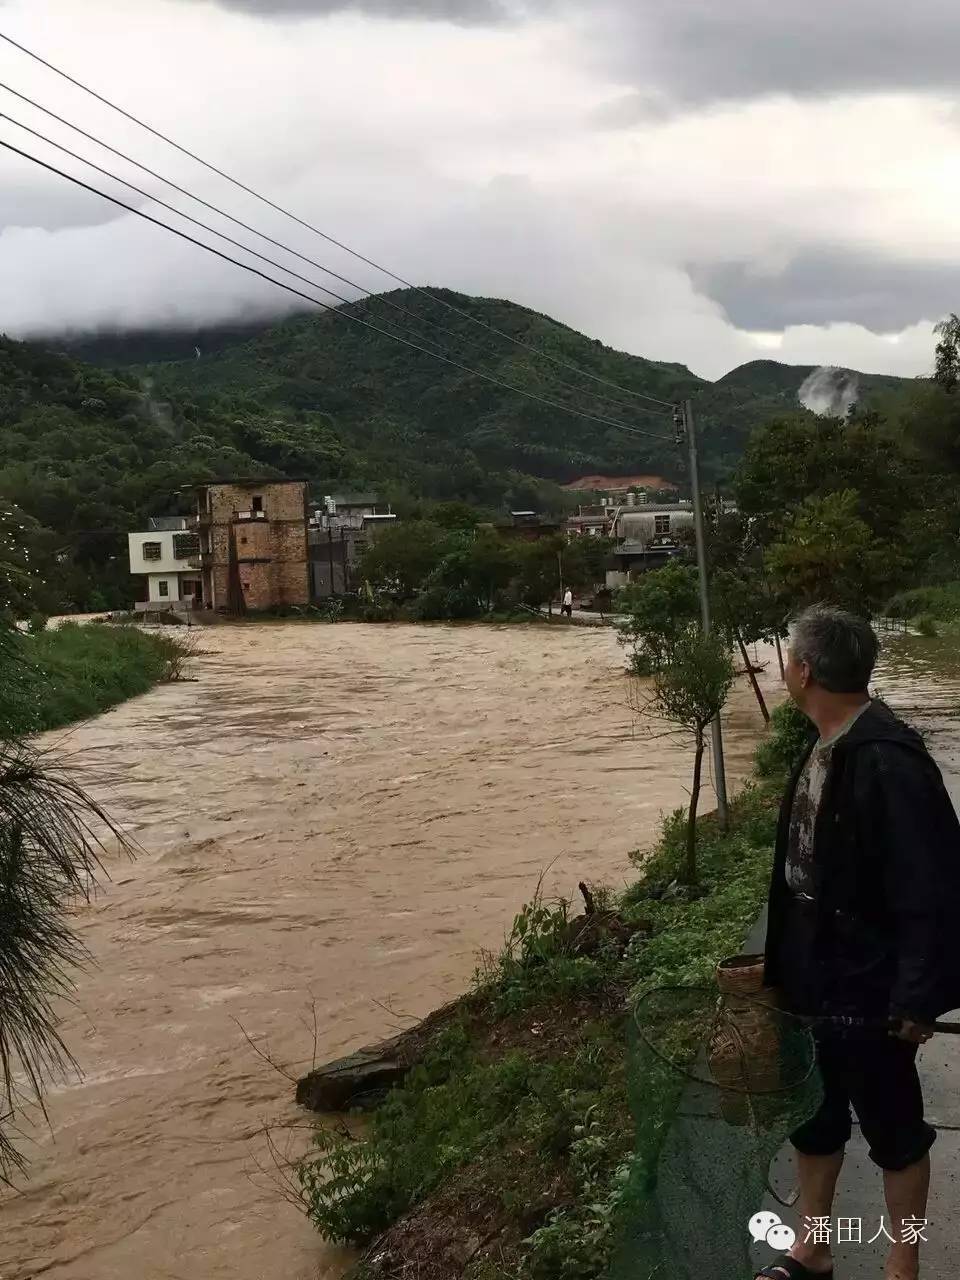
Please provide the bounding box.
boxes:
[891,1018,935,1043]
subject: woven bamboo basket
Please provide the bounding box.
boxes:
[709,953,782,1125]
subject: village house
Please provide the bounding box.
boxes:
[128,480,312,613]
[187,478,311,611]
[308,492,396,597]
[494,511,563,542]
[128,517,203,612]
[605,501,695,589]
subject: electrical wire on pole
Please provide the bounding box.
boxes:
[0,135,677,443]
[675,398,730,828]
[0,31,676,412]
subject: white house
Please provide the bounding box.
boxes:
[128,517,203,611]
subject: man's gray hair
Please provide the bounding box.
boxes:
[790,605,879,694]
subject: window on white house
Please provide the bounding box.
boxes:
[172,532,200,560]
[143,541,162,561]
[158,580,169,597]
[654,515,671,535]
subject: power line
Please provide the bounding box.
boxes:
[0,29,676,412]
[0,86,668,421]
[0,110,429,335]
[0,136,675,442]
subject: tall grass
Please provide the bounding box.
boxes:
[0,623,187,737]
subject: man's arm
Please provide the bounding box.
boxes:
[861,742,960,1026]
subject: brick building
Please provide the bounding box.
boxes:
[189,479,310,612]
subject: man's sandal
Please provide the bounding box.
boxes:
[755,1259,834,1280]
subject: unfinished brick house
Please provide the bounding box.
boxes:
[189,479,310,612]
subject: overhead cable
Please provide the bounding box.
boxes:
[0,136,675,442]
[0,29,676,411]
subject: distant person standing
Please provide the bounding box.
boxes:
[561,588,573,618]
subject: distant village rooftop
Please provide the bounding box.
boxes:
[322,492,381,507]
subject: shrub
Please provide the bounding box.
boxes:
[754,699,812,780]
[915,613,939,636]
[475,890,614,1016]
[297,1029,613,1246]
[886,582,960,622]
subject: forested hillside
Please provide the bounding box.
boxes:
[0,337,351,608]
[3,289,919,609]
[67,290,916,486]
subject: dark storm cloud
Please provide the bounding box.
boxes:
[690,249,960,331]
[591,1,960,106]
[201,0,960,105]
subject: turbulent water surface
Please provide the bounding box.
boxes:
[4,621,945,1280]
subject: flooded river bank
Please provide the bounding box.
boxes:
[3,622,954,1279]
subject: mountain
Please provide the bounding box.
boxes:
[75,290,706,489]
[3,290,920,608]
[63,291,915,486]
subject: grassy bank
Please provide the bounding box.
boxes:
[1,622,187,736]
[296,703,806,1280]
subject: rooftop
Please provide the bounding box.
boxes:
[147,515,188,532]
[324,492,381,506]
[618,502,693,513]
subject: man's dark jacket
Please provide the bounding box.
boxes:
[764,699,960,1022]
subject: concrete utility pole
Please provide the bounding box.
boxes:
[679,398,730,829]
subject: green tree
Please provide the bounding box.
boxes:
[416,531,517,617]
[736,411,911,547]
[616,562,700,675]
[513,537,564,609]
[355,521,451,600]
[562,536,615,596]
[766,490,894,614]
[934,313,960,393]
[640,630,736,884]
[427,501,485,531]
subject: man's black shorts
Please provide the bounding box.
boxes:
[790,1030,936,1171]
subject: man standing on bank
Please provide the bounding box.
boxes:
[757,606,960,1280]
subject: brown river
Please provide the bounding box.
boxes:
[2,622,956,1280]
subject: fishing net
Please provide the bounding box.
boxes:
[610,969,824,1279]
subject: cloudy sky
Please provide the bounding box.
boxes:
[1,0,958,379]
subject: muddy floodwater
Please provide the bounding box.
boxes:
[3,621,944,1280]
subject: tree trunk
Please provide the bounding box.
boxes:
[735,627,769,723]
[773,632,786,681]
[684,728,705,885]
